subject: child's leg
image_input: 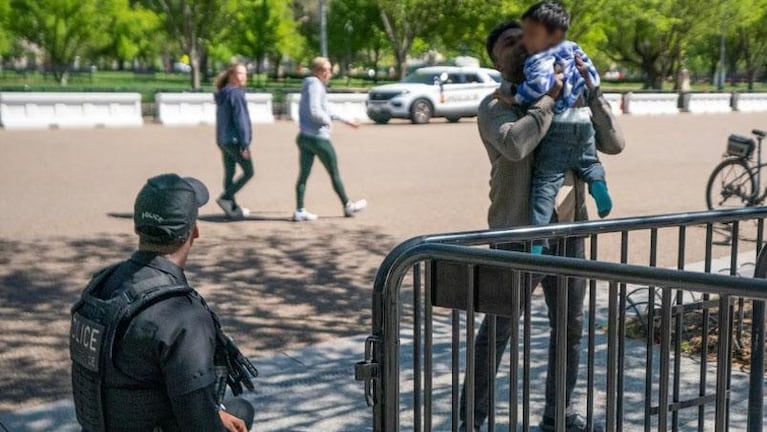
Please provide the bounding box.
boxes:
[530,171,567,253]
[577,140,612,218]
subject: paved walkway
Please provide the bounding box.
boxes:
[2,254,764,432]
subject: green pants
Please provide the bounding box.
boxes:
[295,133,349,209]
[220,144,254,202]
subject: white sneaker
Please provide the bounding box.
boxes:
[344,199,367,217]
[216,198,235,217]
[231,206,250,219]
[293,209,318,222]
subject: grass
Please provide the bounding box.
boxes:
[1,70,764,103]
[601,80,767,92]
[0,70,396,102]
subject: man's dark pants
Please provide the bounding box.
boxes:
[460,237,586,428]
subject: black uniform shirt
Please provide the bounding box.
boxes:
[97,251,225,431]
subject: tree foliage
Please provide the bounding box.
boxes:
[1,0,764,89]
[101,0,162,67]
[376,0,452,79]
[601,0,718,89]
[10,0,118,84]
[235,0,306,76]
[0,0,11,56]
[142,0,240,89]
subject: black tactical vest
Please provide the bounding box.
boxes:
[70,264,193,432]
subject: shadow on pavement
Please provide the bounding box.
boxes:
[0,223,396,413]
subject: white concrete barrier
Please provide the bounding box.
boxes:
[156,92,274,126]
[156,93,216,126]
[733,93,767,113]
[684,93,732,114]
[623,92,679,115]
[286,93,370,123]
[246,93,275,124]
[0,92,142,129]
[603,93,624,116]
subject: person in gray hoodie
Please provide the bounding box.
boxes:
[293,57,367,222]
[215,63,253,219]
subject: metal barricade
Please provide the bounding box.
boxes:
[356,207,767,431]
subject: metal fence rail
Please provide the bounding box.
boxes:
[357,207,767,432]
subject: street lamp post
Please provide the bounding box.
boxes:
[320,0,328,58]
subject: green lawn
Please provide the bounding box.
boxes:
[0,70,395,102]
[0,70,763,103]
[601,80,767,92]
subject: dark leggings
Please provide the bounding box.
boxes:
[220,145,254,202]
[295,133,349,209]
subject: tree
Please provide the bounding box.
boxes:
[235,0,305,76]
[0,0,11,57]
[733,0,767,90]
[98,0,163,70]
[601,0,717,89]
[326,0,385,75]
[377,0,455,79]
[9,0,116,84]
[143,0,240,89]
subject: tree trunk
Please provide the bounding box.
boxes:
[396,49,407,80]
[380,10,411,81]
[372,46,381,83]
[747,67,756,91]
[642,60,662,90]
[200,49,210,84]
[188,46,201,90]
[271,54,282,77]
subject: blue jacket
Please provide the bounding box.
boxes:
[215,86,251,150]
[515,40,601,114]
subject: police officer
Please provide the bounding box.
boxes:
[70,174,257,431]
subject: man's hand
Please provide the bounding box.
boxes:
[220,410,248,432]
[575,54,596,90]
[344,119,361,129]
[241,148,251,159]
[547,72,565,99]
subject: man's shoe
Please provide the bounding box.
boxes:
[344,199,367,217]
[293,209,319,222]
[540,414,599,432]
[216,198,235,217]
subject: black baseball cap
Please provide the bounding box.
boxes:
[133,174,209,244]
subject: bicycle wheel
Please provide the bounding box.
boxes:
[706,158,756,210]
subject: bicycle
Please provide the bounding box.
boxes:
[706,128,767,210]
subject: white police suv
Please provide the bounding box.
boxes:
[366,66,501,124]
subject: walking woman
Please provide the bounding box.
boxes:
[293,57,366,222]
[215,63,253,219]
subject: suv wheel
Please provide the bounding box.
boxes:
[410,99,433,124]
[446,115,461,123]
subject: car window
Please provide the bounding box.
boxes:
[464,74,482,83]
[446,73,464,84]
[403,72,440,85]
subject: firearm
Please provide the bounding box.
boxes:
[216,331,259,398]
